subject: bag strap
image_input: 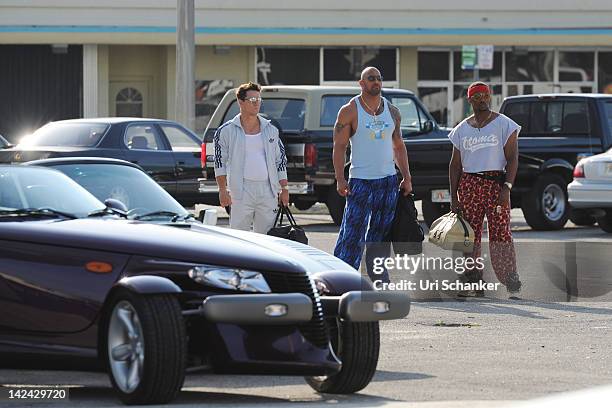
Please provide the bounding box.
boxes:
[273,204,284,227]
[282,205,299,227]
[455,213,470,239]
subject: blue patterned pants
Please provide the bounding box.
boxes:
[334,175,398,282]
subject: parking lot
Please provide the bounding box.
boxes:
[2,203,611,407]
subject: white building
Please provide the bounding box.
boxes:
[1,0,611,139]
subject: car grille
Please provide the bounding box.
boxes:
[263,271,329,348]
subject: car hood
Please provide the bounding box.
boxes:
[0,218,355,275]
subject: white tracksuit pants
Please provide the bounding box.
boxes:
[230,180,278,234]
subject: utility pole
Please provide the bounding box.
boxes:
[176,0,195,131]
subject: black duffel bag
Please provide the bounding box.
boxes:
[267,205,308,245]
[384,193,424,256]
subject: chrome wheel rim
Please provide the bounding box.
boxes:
[108,301,144,394]
[542,184,565,222]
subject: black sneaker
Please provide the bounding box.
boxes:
[506,274,522,299]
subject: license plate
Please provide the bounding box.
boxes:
[431,189,451,203]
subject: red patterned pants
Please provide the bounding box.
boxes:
[458,172,518,286]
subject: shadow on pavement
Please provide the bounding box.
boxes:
[417,298,612,319]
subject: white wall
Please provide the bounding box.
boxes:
[1,1,612,46]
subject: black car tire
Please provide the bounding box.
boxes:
[422,197,450,227]
[521,173,570,231]
[569,208,596,226]
[104,290,186,405]
[305,320,380,394]
[326,185,346,226]
[596,210,612,233]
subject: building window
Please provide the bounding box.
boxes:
[257,47,319,86]
[453,51,502,83]
[598,52,612,93]
[419,48,604,127]
[559,52,594,82]
[323,47,397,83]
[418,52,449,81]
[115,87,143,117]
[505,51,554,82]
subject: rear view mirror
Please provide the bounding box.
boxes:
[422,120,434,133]
[104,198,129,213]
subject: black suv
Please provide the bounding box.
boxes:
[500,94,612,230]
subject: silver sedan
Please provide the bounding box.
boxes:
[568,148,612,233]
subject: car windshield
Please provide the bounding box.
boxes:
[18,123,109,147]
[50,163,190,219]
[223,99,306,132]
[0,166,106,218]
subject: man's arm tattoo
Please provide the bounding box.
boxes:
[391,106,401,127]
[335,122,347,132]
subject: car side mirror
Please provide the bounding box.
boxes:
[104,198,129,213]
[422,120,434,133]
[197,208,218,226]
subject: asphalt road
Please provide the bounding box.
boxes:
[2,204,612,407]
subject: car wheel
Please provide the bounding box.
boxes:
[105,290,186,405]
[422,197,450,227]
[569,208,596,226]
[521,173,570,231]
[305,319,380,394]
[596,210,612,233]
[326,185,346,226]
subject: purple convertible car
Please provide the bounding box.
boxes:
[0,165,410,405]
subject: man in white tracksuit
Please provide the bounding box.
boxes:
[213,81,289,233]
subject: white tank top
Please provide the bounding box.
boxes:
[243,132,269,181]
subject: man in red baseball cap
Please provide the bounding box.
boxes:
[447,82,522,299]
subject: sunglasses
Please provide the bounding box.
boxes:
[242,96,262,104]
[469,92,491,101]
[366,75,383,82]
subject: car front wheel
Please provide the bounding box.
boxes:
[105,290,186,405]
[305,319,380,394]
[521,173,570,231]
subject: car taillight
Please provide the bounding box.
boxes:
[305,143,317,168]
[200,143,206,168]
[573,162,585,178]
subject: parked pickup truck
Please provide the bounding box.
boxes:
[499,94,612,230]
[199,86,452,225]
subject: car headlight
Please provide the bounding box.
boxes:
[188,266,271,293]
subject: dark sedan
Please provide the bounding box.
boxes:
[0,165,410,405]
[0,118,205,206]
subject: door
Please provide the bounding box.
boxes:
[122,123,177,195]
[158,124,203,201]
[0,240,128,333]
